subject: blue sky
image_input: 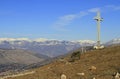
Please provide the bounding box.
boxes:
[0,0,120,42]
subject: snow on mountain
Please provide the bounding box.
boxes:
[0,38,32,42]
[73,40,96,46]
[0,38,95,45]
[106,38,120,45]
[1,38,119,57]
[0,38,95,57]
[34,38,49,42]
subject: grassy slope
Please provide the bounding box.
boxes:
[0,49,45,65]
[7,45,120,79]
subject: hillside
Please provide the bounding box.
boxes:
[0,49,48,72]
[2,45,120,79]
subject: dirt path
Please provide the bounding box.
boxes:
[0,71,35,79]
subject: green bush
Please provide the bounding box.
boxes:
[69,51,81,62]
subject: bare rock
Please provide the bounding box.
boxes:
[61,74,67,79]
[89,66,96,71]
[77,73,85,76]
[114,72,120,79]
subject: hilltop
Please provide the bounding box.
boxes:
[2,45,120,79]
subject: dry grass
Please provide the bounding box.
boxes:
[5,45,120,79]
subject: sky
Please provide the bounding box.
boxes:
[0,0,120,42]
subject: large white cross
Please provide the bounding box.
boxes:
[94,11,103,48]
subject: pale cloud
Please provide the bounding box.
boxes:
[60,14,77,21]
[105,5,120,10]
[53,5,120,31]
[53,11,88,31]
[88,8,100,13]
[53,14,77,31]
[78,11,88,17]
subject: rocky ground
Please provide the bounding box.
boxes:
[2,45,120,79]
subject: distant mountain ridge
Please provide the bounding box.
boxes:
[0,38,95,45]
[105,38,120,45]
[0,38,95,57]
[0,49,48,72]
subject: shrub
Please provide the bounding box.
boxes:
[69,51,81,62]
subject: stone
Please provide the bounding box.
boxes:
[77,73,85,76]
[61,74,67,79]
[114,72,120,79]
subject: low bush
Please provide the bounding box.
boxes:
[69,51,81,62]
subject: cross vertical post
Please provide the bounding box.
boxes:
[94,11,103,49]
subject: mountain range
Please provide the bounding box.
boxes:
[0,38,95,57]
[0,38,120,57]
[0,38,120,74]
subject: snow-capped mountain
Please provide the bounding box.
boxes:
[105,38,120,46]
[0,38,95,57]
[72,40,95,46]
[0,38,95,45]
